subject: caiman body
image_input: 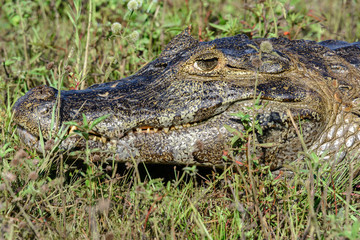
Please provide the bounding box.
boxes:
[12,29,360,169]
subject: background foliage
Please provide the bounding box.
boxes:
[1,0,360,239]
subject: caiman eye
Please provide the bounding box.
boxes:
[194,57,218,71]
[37,105,50,116]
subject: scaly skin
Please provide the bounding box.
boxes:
[12,29,360,169]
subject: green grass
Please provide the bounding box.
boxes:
[1,0,360,239]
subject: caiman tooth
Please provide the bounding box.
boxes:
[89,135,97,141]
[88,135,107,143]
[69,126,78,134]
[131,123,194,135]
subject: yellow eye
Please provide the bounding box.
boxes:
[37,105,50,116]
[194,58,218,71]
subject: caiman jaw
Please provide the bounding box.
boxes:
[66,121,201,144]
[15,113,213,149]
[20,98,323,150]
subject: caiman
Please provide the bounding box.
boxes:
[12,29,360,169]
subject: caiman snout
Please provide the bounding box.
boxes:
[31,85,57,100]
[12,85,58,139]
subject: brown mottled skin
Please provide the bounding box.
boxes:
[12,29,360,169]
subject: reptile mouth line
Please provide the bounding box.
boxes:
[16,110,214,150]
[16,120,205,148]
[67,121,202,144]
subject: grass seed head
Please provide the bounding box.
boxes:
[41,184,49,192]
[14,149,28,160]
[10,157,21,166]
[111,22,122,34]
[251,56,262,69]
[105,232,114,240]
[28,171,38,181]
[129,31,140,42]
[64,65,72,72]
[3,172,17,182]
[92,154,101,162]
[44,139,55,151]
[127,0,141,11]
[136,0,143,7]
[260,40,273,53]
[46,62,55,70]
[32,159,39,165]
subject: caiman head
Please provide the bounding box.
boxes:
[12,29,360,169]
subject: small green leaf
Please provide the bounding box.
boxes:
[224,124,237,133]
[255,125,263,135]
[82,113,89,128]
[89,114,111,130]
[66,10,76,27]
[82,132,89,140]
[30,52,43,64]
[64,121,80,127]
[231,135,241,145]
[351,219,360,238]
[208,23,230,32]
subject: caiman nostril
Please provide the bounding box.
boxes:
[32,85,57,100]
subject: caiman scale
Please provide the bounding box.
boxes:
[12,29,360,169]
